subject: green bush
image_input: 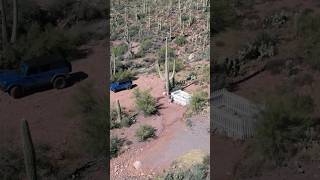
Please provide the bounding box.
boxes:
[133,88,157,116]
[47,0,105,21]
[135,125,156,141]
[175,36,187,46]
[141,38,152,51]
[17,24,82,60]
[111,70,136,83]
[255,94,314,164]
[157,46,175,63]
[190,91,208,113]
[161,160,210,180]
[110,108,136,129]
[72,83,107,157]
[110,136,124,159]
[112,44,128,58]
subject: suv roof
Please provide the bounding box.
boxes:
[22,55,67,68]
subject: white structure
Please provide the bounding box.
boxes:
[212,89,262,140]
[171,90,191,106]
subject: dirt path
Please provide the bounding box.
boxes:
[0,40,107,179]
[110,74,209,179]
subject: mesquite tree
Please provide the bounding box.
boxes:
[156,37,176,97]
[21,119,37,180]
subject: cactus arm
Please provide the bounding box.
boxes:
[169,58,176,80]
[156,60,165,80]
[21,119,37,180]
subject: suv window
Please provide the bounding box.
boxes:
[26,67,39,75]
[39,64,52,72]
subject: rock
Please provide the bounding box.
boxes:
[188,53,195,61]
[133,161,142,170]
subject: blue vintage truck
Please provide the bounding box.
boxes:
[110,80,133,92]
[0,55,72,98]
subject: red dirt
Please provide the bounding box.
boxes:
[110,74,209,179]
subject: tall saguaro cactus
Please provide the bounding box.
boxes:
[156,37,176,97]
[116,100,122,124]
[0,0,8,46]
[21,119,37,180]
[11,0,17,43]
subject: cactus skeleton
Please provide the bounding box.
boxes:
[21,119,37,180]
[156,37,176,97]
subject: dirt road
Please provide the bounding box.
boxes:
[110,74,210,179]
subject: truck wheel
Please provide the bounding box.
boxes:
[53,76,67,89]
[10,86,24,99]
[127,85,132,90]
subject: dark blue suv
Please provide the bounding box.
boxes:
[110,80,132,92]
[0,55,72,98]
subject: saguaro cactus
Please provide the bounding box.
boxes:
[156,37,176,97]
[21,119,37,180]
[0,0,8,46]
[11,0,17,43]
[116,100,122,124]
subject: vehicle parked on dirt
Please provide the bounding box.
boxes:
[0,55,72,98]
[110,80,133,92]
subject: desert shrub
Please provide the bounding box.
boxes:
[238,31,277,61]
[0,144,59,179]
[255,94,314,165]
[111,69,136,82]
[137,38,153,57]
[158,46,175,63]
[161,158,210,180]
[175,36,187,46]
[296,10,320,69]
[133,88,157,116]
[0,46,20,69]
[128,25,140,38]
[112,44,128,58]
[72,83,107,157]
[212,0,236,33]
[16,24,82,60]
[135,125,156,141]
[140,38,153,52]
[110,108,136,129]
[158,59,184,73]
[110,136,124,159]
[190,91,208,113]
[212,63,228,90]
[202,65,210,83]
[47,0,105,21]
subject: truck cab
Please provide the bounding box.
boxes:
[0,55,72,98]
